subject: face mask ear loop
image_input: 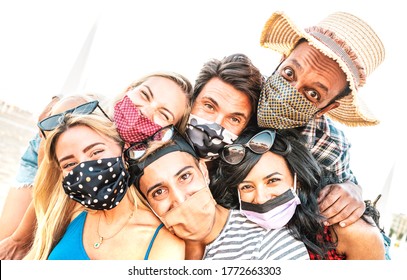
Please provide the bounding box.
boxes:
[237,187,243,212]
[293,173,297,194]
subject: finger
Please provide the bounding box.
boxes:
[332,205,365,227]
[324,203,350,225]
[317,187,330,204]
[320,198,346,225]
[318,188,340,213]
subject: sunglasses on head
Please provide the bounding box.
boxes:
[220,130,276,165]
[124,125,176,160]
[37,100,111,139]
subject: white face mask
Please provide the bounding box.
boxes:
[239,174,301,229]
[257,73,320,129]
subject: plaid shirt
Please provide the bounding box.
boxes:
[297,115,357,184]
[309,226,346,260]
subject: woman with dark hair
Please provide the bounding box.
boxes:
[210,126,385,259]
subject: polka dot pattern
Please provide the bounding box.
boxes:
[62,157,129,210]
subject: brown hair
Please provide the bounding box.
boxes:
[193,53,264,125]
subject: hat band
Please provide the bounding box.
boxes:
[309,31,360,86]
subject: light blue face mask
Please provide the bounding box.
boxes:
[239,174,301,229]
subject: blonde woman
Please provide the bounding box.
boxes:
[0,71,193,259]
[25,113,185,259]
[109,71,193,138]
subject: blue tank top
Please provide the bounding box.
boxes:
[48,211,164,260]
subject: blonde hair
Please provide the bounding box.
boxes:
[108,71,193,134]
[28,113,124,259]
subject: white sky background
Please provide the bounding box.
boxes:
[0,0,405,228]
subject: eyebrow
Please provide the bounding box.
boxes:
[58,142,105,164]
[239,172,281,185]
[291,59,329,94]
[263,172,281,181]
[145,165,194,197]
[144,85,175,120]
[205,96,248,120]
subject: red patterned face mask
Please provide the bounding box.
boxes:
[113,95,162,143]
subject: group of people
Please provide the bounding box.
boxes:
[0,10,389,260]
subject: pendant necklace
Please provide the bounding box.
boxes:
[93,211,134,249]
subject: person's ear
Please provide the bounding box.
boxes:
[198,159,210,186]
[316,102,340,117]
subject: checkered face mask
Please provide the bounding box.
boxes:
[257,73,320,129]
[114,95,162,144]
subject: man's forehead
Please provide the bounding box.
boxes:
[146,150,198,169]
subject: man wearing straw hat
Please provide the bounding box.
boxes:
[257,10,389,252]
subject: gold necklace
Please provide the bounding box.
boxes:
[93,211,134,249]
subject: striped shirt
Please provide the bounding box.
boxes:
[203,210,309,260]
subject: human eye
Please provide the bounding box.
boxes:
[88,147,105,159]
[92,149,104,156]
[238,184,254,193]
[281,67,295,81]
[266,177,280,185]
[303,89,321,103]
[61,161,78,171]
[230,116,241,125]
[140,89,151,101]
[203,102,215,112]
[179,171,193,183]
[151,187,168,200]
[158,110,172,122]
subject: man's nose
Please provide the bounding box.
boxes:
[170,187,188,208]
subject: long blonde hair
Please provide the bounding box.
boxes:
[108,71,193,134]
[28,113,125,259]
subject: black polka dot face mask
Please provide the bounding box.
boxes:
[62,157,130,210]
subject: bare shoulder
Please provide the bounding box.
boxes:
[332,217,385,259]
[148,226,185,260]
[136,208,185,260]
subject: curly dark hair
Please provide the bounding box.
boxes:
[210,126,336,258]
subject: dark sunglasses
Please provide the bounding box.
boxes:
[124,125,176,160]
[220,130,276,165]
[37,100,111,139]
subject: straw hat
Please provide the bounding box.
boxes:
[260,11,385,126]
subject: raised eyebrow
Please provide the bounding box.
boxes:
[312,81,329,94]
[288,59,302,71]
[287,59,328,94]
[58,142,104,164]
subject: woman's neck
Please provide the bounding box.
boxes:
[98,193,135,224]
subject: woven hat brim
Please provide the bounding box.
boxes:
[260,11,379,127]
